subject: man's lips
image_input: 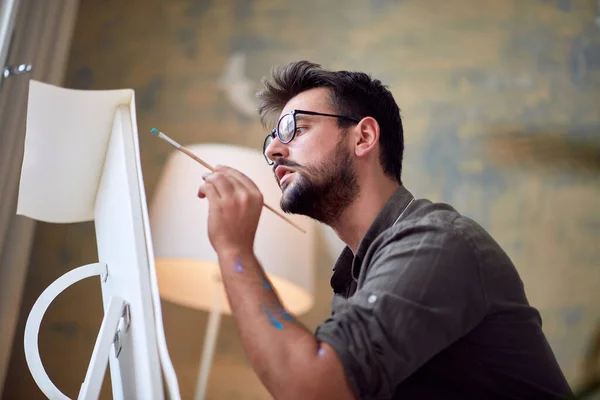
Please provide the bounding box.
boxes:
[280,171,294,186]
[275,165,294,185]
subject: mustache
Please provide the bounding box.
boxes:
[272,159,303,173]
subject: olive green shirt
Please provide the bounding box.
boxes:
[315,186,572,399]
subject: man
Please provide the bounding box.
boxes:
[197,61,572,399]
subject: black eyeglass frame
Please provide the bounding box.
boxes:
[262,109,360,165]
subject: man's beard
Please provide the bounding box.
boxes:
[276,140,359,225]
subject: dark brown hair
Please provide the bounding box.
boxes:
[256,61,404,184]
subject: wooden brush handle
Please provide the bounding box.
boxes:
[178,146,306,234]
[180,146,216,172]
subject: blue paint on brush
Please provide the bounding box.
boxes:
[264,307,283,330]
[150,128,159,135]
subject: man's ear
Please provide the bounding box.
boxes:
[353,116,379,158]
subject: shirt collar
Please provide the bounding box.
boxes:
[330,186,415,293]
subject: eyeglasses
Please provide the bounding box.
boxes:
[262,109,360,165]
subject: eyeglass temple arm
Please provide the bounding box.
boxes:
[293,110,360,123]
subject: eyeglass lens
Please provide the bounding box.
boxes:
[263,134,274,164]
[278,113,295,142]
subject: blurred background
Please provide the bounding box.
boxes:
[1,0,599,399]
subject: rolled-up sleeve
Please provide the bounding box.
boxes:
[315,225,488,399]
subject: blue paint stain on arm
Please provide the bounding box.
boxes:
[277,306,294,322]
[264,307,284,330]
[262,278,271,290]
[233,263,244,272]
[233,257,244,272]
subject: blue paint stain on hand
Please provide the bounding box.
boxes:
[317,347,326,357]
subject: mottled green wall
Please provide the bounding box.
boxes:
[5,0,600,398]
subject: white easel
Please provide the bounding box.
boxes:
[17,81,181,400]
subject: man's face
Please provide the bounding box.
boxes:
[264,88,359,225]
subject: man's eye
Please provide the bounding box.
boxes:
[295,127,307,134]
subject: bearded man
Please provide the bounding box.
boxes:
[197,61,572,400]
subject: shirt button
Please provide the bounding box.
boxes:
[367,294,377,304]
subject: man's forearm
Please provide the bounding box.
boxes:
[197,166,355,399]
[216,248,321,397]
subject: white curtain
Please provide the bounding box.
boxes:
[0,0,79,393]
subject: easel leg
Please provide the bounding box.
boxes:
[78,296,126,400]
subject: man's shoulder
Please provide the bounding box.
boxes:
[387,198,489,244]
[370,197,527,308]
[372,197,513,272]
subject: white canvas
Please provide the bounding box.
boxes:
[17,80,181,400]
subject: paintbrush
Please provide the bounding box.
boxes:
[150,128,306,234]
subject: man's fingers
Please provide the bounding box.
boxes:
[201,167,263,212]
[228,175,263,208]
[198,181,219,200]
[203,171,235,198]
[217,166,264,206]
[216,165,260,194]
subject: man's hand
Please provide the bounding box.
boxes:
[197,165,263,256]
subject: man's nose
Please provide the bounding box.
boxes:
[265,135,289,163]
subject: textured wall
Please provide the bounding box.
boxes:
[4,0,600,399]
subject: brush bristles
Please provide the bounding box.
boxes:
[151,128,182,149]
